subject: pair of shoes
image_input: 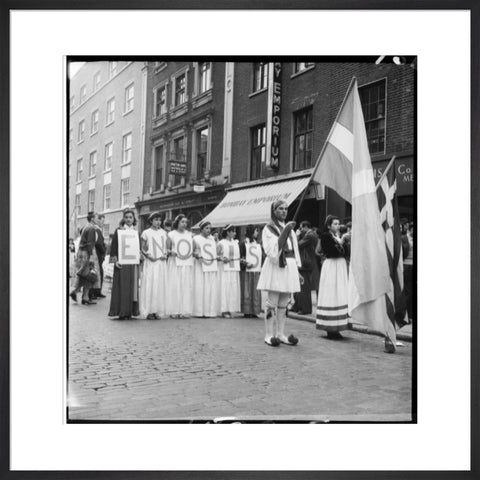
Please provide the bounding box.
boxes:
[264,337,280,347]
[70,292,77,303]
[146,314,156,320]
[154,314,161,320]
[326,331,343,340]
[82,300,96,305]
[222,312,232,318]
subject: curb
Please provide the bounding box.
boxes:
[287,311,412,343]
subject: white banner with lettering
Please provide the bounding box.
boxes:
[200,238,218,273]
[117,229,140,265]
[245,242,263,272]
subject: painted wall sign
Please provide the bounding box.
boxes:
[266,62,282,170]
[372,157,414,196]
[169,161,187,176]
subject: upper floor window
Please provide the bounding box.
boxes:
[103,184,111,210]
[77,120,85,143]
[120,177,130,206]
[359,79,386,155]
[88,151,97,177]
[174,73,186,106]
[80,85,87,104]
[76,158,83,181]
[154,144,164,190]
[293,107,313,171]
[88,189,95,212]
[93,71,101,92]
[199,62,212,95]
[154,85,167,116]
[124,83,134,113]
[91,109,99,134]
[293,62,314,74]
[195,126,209,179]
[106,98,115,124]
[171,135,186,186]
[69,128,73,150]
[109,61,117,79]
[253,63,268,92]
[104,142,113,171]
[70,95,75,112]
[250,124,266,180]
[75,194,81,215]
[122,133,132,164]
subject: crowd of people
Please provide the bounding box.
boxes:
[69,202,414,348]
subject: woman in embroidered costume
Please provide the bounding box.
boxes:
[139,211,168,319]
[166,214,194,318]
[192,220,219,318]
[239,225,263,318]
[257,200,302,346]
[108,208,141,320]
[316,215,350,339]
[217,225,241,318]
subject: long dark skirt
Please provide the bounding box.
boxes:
[292,270,312,314]
[240,270,261,316]
[108,264,140,317]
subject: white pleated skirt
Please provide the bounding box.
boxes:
[139,258,168,318]
[166,257,193,316]
[217,262,241,313]
[192,259,219,317]
[316,257,349,332]
[257,257,300,293]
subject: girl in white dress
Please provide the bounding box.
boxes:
[217,225,241,318]
[192,221,219,318]
[257,200,303,347]
[166,214,194,318]
[139,211,168,319]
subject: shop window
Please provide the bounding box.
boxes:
[359,79,386,155]
[251,124,266,180]
[293,107,313,171]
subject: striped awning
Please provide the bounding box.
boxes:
[198,176,310,227]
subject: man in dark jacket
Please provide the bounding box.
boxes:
[90,214,107,300]
[70,212,98,304]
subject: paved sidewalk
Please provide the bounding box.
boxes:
[68,294,413,422]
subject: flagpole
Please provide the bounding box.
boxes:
[292,76,358,222]
[375,155,397,191]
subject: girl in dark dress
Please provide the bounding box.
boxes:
[108,209,141,320]
[315,215,349,339]
[239,225,263,318]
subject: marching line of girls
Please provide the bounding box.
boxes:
[109,209,260,321]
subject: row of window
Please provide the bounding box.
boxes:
[252,62,315,92]
[153,62,212,117]
[70,61,119,111]
[153,125,210,190]
[249,80,386,178]
[75,177,130,216]
[75,133,131,182]
[70,84,134,147]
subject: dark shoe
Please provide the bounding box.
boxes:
[146,314,156,320]
[326,331,343,340]
[384,337,396,354]
[82,300,96,305]
[70,292,77,302]
[97,293,107,298]
[265,337,280,347]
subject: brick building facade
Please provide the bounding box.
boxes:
[228,61,415,227]
[68,61,146,239]
[136,61,233,229]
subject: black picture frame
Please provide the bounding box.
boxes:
[1,1,478,479]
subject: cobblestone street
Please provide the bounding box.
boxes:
[68,294,413,422]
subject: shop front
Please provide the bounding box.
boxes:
[136,185,226,231]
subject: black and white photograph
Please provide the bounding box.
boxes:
[67,58,415,423]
